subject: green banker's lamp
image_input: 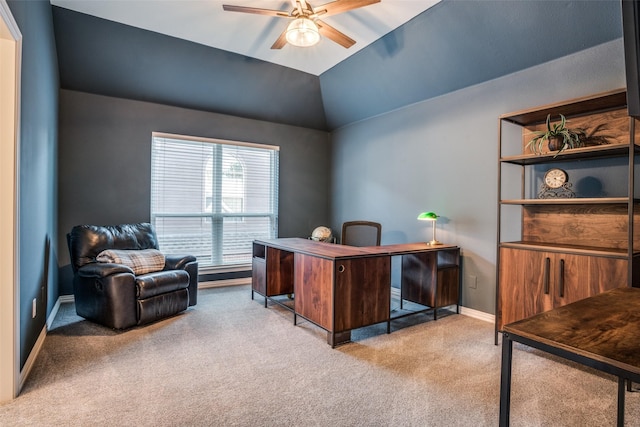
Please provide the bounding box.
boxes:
[417,211,443,245]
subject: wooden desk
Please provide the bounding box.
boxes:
[499,287,640,427]
[252,238,460,346]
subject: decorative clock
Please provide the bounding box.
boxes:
[537,168,576,199]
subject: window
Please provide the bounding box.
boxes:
[151,133,279,269]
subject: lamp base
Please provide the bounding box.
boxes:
[428,240,443,246]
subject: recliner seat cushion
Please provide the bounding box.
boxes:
[136,270,190,300]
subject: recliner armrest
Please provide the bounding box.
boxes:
[164,254,197,271]
[78,262,134,278]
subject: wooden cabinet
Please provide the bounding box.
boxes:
[498,247,627,330]
[294,252,391,346]
[400,248,460,319]
[251,242,294,306]
[496,89,640,337]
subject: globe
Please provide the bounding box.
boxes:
[311,226,333,242]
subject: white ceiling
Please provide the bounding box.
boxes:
[50,0,440,76]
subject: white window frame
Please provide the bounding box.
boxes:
[151,132,279,271]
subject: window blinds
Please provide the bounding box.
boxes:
[151,133,279,268]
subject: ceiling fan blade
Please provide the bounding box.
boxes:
[271,28,289,49]
[316,20,356,48]
[222,4,290,18]
[314,0,380,18]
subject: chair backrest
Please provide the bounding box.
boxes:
[341,221,381,247]
[67,222,159,272]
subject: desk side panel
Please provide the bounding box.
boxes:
[401,252,438,307]
[252,257,267,295]
[294,253,334,330]
[266,246,294,296]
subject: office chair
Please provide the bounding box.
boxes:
[341,220,382,247]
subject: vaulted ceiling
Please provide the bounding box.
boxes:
[51,1,623,132]
[51,0,439,76]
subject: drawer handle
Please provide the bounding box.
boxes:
[543,257,550,295]
[558,259,565,298]
[338,265,345,273]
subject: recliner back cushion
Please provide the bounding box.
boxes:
[68,223,160,272]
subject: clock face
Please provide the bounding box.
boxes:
[544,168,567,189]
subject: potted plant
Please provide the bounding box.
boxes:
[526,114,585,155]
[579,123,612,146]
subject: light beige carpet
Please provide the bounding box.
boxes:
[1,285,638,426]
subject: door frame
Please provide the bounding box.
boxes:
[0,0,21,402]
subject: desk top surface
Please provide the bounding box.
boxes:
[503,287,640,374]
[254,238,458,260]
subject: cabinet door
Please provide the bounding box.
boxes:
[587,256,628,294]
[334,256,391,333]
[436,266,459,308]
[265,247,294,296]
[400,251,437,307]
[498,247,553,330]
[552,253,627,307]
[551,253,589,307]
[252,257,266,294]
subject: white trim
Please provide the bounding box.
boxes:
[0,0,21,403]
[18,325,45,391]
[199,277,251,289]
[47,297,62,330]
[390,287,494,323]
[460,306,495,323]
[58,294,75,304]
[152,131,280,151]
[20,291,71,393]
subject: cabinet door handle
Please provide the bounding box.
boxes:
[543,257,550,294]
[558,259,565,298]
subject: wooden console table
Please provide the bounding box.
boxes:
[252,238,460,346]
[499,287,640,426]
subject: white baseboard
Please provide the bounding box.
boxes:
[460,306,495,323]
[19,324,46,391]
[390,287,494,324]
[21,294,73,392]
[58,295,74,304]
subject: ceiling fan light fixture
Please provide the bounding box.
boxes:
[285,17,320,47]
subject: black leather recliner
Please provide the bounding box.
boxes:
[67,223,198,329]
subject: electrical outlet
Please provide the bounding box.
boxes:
[32,298,37,318]
[467,275,477,289]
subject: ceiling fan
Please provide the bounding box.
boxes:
[222,0,381,49]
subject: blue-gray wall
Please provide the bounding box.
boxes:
[7,0,59,369]
[329,39,626,314]
[52,6,327,131]
[320,0,622,130]
[57,89,330,294]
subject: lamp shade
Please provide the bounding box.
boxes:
[417,212,439,221]
[417,211,442,245]
[286,17,320,47]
